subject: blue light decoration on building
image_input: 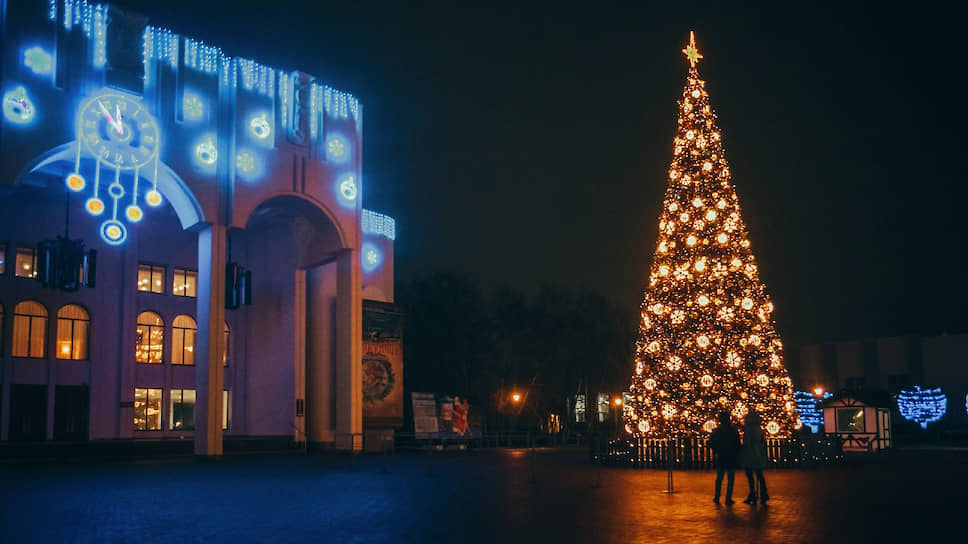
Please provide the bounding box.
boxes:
[24,46,54,75]
[248,112,272,140]
[361,209,396,240]
[794,391,831,433]
[2,86,36,125]
[361,242,382,272]
[183,93,204,121]
[897,386,947,429]
[326,134,350,163]
[337,173,358,206]
[194,136,218,168]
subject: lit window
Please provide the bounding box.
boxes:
[56,304,89,360]
[170,389,196,430]
[223,321,229,366]
[173,268,197,297]
[574,394,586,423]
[134,387,162,431]
[0,241,7,274]
[135,311,164,363]
[223,390,231,430]
[137,263,165,294]
[597,393,609,423]
[12,300,47,358]
[836,408,865,433]
[16,246,37,278]
[172,315,196,365]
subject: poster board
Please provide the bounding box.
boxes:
[362,300,403,428]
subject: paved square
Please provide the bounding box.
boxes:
[1,448,963,542]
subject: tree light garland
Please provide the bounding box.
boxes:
[625,32,798,438]
[897,386,947,429]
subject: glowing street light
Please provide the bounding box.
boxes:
[813,387,825,397]
[613,397,623,407]
[511,393,521,403]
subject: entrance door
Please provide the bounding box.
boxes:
[9,384,47,442]
[54,385,90,441]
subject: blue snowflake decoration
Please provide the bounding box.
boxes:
[897,386,947,429]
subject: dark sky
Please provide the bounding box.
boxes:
[113,0,965,350]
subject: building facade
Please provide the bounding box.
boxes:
[0,0,397,454]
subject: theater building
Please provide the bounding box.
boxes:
[0,0,399,454]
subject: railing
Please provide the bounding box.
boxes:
[394,431,577,450]
[600,435,845,468]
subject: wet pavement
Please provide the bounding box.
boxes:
[1,447,964,543]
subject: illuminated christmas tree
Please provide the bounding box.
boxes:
[625,32,800,438]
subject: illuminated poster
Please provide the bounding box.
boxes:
[362,301,403,428]
[412,393,439,436]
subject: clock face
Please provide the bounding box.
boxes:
[77,93,160,170]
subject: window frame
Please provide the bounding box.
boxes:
[135,311,165,364]
[56,304,90,360]
[836,407,866,433]
[15,246,37,279]
[170,388,196,431]
[133,387,163,431]
[12,300,48,358]
[171,314,197,365]
[172,267,198,297]
[137,263,166,294]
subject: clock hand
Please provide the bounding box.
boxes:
[114,104,124,135]
[97,100,116,127]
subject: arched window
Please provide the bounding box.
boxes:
[56,304,90,360]
[223,321,230,366]
[12,301,48,358]
[135,311,164,363]
[172,315,196,365]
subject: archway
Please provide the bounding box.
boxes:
[237,195,360,449]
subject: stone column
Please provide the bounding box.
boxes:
[335,249,362,451]
[195,223,227,457]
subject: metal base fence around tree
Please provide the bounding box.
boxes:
[600,435,845,469]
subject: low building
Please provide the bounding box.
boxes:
[0,1,399,454]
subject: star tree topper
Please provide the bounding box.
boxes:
[682,30,703,67]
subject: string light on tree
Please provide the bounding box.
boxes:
[897,386,947,429]
[625,32,799,439]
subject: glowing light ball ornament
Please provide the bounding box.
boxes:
[24,46,53,75]
[625,32,798,439]
[897,386,947,429]
[3,86,35,124]
[66,174,86,192]
[338,174,358,203]
[249,113,271,140]
[195,137,218,166]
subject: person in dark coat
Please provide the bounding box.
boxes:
[741,412,770,504]
[708,411,741,505]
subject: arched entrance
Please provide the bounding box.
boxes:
[240,194,362,450]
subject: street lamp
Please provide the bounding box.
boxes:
[613,397,623,407]
[511,393,521,403]
[813,387,825,397]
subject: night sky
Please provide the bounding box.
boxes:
[112,1,965,350]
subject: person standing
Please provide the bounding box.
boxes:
[709,411,741,505]
[742,412,770,504]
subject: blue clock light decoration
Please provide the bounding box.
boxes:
[68,92,163,245]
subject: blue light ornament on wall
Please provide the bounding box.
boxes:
[336,173,358,207]
[794,391,825,433]
[897,386,947,429]
[326,134,350,163]
[361,242,382,273]
[3,86,36,125]
[24,46,54,75]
